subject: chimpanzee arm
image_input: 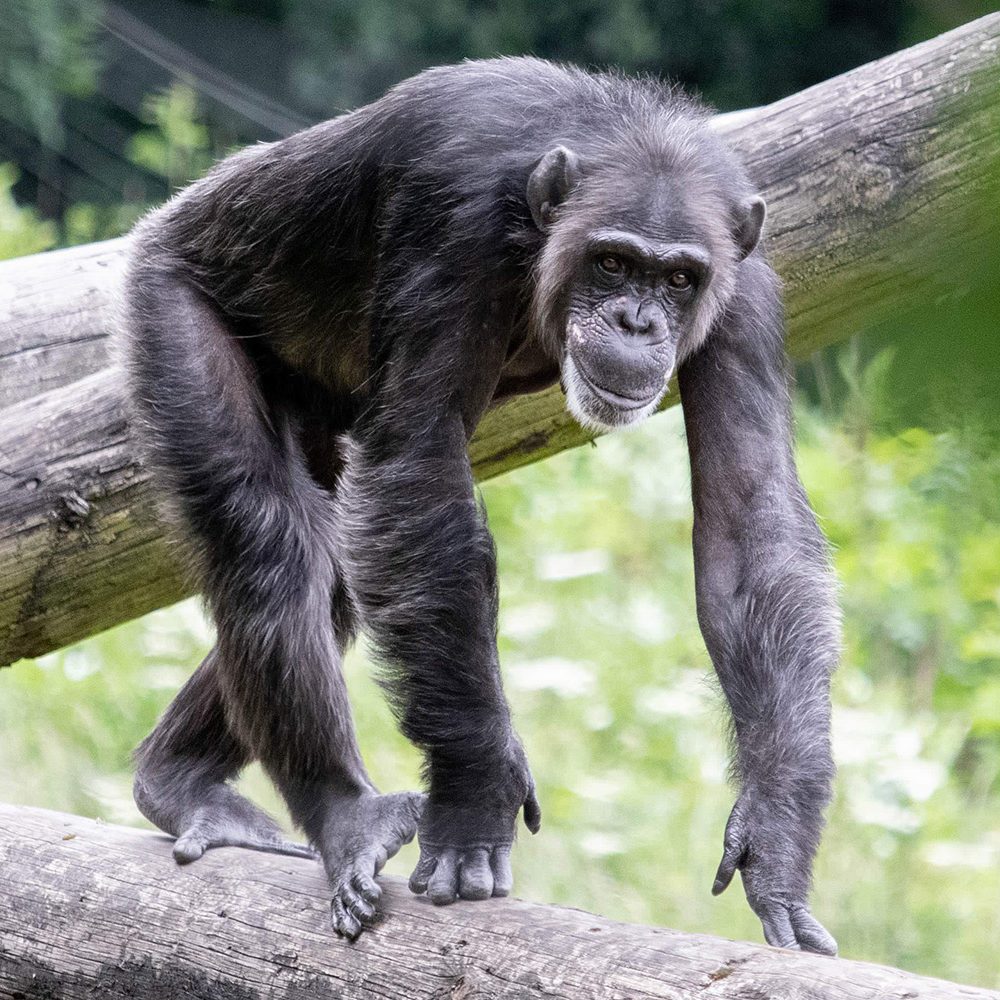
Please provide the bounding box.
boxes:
[336,293,540,906]
[678,256,840,955]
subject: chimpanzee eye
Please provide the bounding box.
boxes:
[667,270,693,290]
[596,255,624,276]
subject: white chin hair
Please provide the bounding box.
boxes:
[563,356,662,433]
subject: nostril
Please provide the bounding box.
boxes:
[614,305,650,335]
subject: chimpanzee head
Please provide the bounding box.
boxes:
[527,127,766,431]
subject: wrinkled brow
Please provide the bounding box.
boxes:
[585,229,711,272]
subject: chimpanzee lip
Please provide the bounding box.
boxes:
[575,363,657,410]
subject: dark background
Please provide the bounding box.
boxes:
[1,1,993,236]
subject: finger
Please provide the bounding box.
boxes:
[711,843,742,896]
[523,787,542,834]
[790,905,838,956]
[352,872,383,905]
[408,851,438,894]
[458,848,493,901]
[331,896,362,940]
[427,850,460,905]
[490,844,514,897]
[760,905,799,950]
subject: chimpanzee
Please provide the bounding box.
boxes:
[121,57,840,953]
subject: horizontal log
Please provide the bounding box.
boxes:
[0,238,128,408]
[1,803,995,1000]
[0,372,184,660]
[1,13,999,664]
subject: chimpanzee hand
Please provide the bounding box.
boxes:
[712,788,837,956]
[408,752,540,905]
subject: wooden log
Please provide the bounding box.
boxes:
[2,14,999,665]
[0,803,995,1000]
[0,373,184,660]
[0,238,128,408]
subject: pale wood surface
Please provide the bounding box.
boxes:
[1,804,996,1000]
[1,14,999,664]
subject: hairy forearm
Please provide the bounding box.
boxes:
[725,581,836,793]
[698,499,840,802]
[699,526,840,804]
[337,436,513,775]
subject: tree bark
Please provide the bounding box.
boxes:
[2,13,999,664]
[0,804,995,1000]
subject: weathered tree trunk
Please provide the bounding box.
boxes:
[0,804,994,1000]
[2,14,999,665]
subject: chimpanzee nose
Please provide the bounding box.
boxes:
[613,303,651,335]
[614,303,669,345]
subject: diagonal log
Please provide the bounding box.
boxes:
[1,804,997,1000]
[1,13,999,664]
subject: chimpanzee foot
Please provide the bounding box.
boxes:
[173,801,316,864]
[320,791,425,940]
[135,775,315,864]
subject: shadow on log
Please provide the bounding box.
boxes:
[1,13,999,664]
[1,804,997,1000]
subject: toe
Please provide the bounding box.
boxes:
[342,883,378,925]
[269,838,318,860]
[458,849,493,901]
[251,834,317,860]
[173,830,208,864]
[404,792,427,826]
[352,872,383,906]
[427,850,459,905]
[332,896,362,940]
[392,790,425,825]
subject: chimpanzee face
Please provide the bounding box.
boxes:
[559,226,711,430]
[527,144,765,431]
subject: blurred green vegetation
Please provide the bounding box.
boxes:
[2,0,1000,990]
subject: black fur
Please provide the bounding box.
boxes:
[122,57,839,951]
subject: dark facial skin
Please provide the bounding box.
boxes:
[562,230,711,429]
[121,56,839,954]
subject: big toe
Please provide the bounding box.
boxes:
[173,831,207,864]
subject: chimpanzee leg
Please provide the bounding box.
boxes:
[124,262,422,938]
[134,648,315,862]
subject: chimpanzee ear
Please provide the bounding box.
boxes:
[527,146,581,231]
[734,195,767,261]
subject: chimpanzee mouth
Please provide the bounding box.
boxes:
[573,362,659,411]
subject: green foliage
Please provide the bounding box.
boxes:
[2,0,995,247]
[0,164,57,259]
[286,0,920,112]
[0,0,100,149]
[62,201,148,244]
[127,82,217,191]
